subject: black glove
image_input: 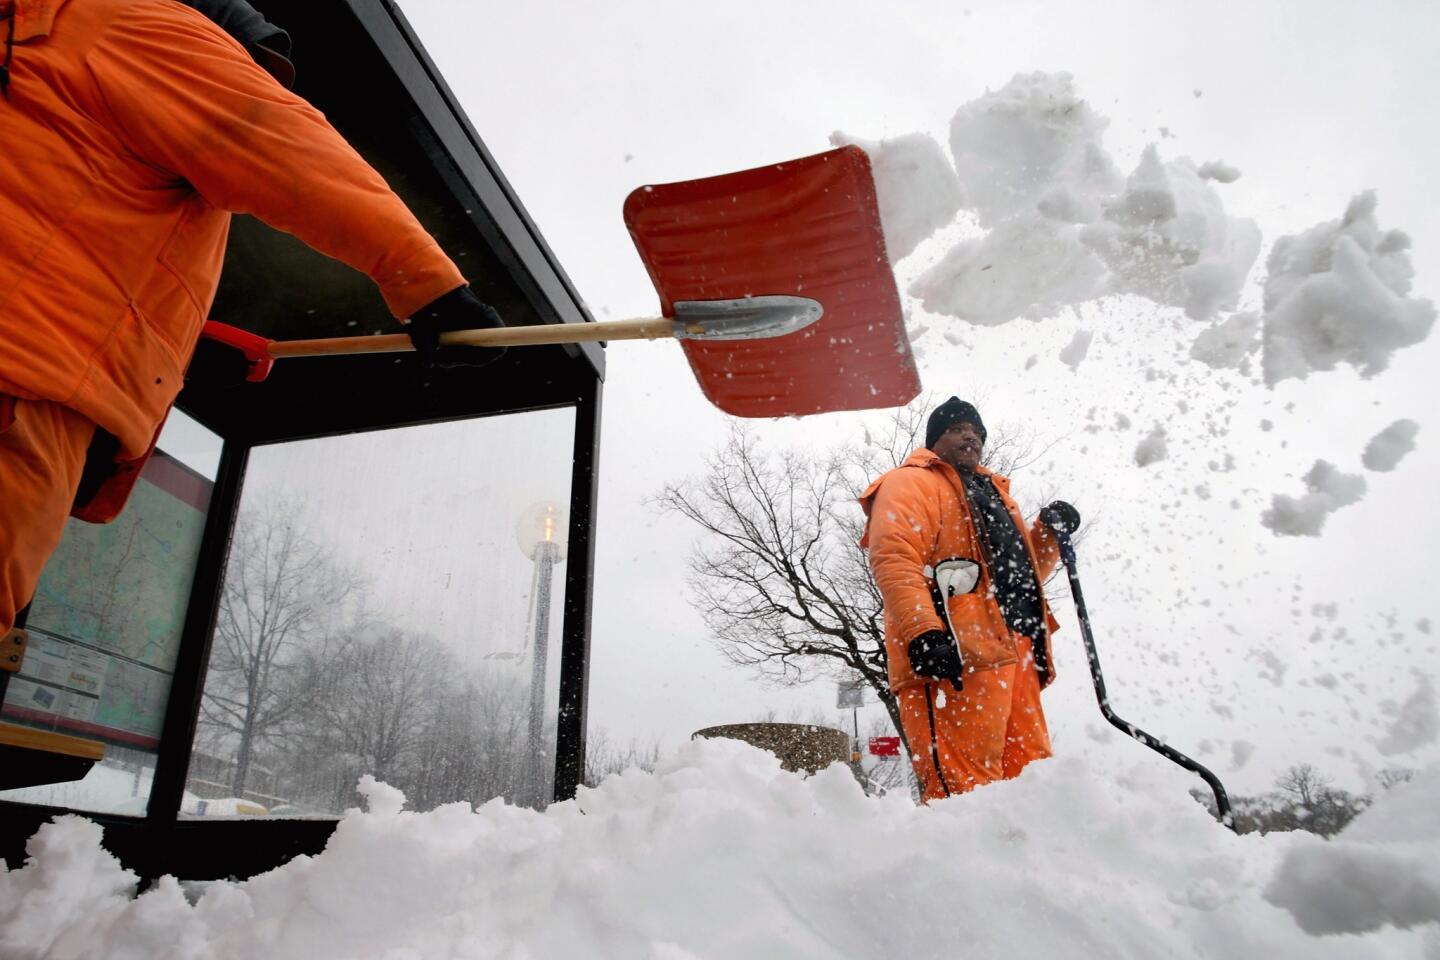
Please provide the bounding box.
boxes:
[1039,500,1081,536]
[907,630,964,687]
[406,286,507,369]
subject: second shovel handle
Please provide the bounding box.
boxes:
[267,316,673,358]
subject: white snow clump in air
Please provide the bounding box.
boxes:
[1262,192,1436,385]
[1059,328,1093,368]
[1190,310,1261,371]
[908,213,1106,324]
[4,741,1431,959]
[908,73,1260,326]
[1082,145,1261,321]
[1134,424,1168,466]
[947,71,1121,227]
[1197,160,1242,183]
[829,130,963,262]
[1265,764,1440,936]
[1261,460,1367,536]
[1361,419,1419,472]
[1375,676,1438,756]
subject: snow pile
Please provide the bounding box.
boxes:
[1261,460,1367,536]
[828,131,963,262]
[1262,192,1436,385]
[1265,765,1440,936]
[899,73,1259,325]
[3,740,1432,959]
[1362,419,1420,472]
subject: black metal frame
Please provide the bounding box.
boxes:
[0,0,604,879]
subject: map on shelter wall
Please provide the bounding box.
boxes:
[3,453,210,749]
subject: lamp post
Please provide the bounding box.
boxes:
[516,502,567,807]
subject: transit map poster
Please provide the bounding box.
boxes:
[1,451,211,750]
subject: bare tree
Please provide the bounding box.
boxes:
[583,729,662,788]
[300,627,452,789]
[656,396,1071,754]
[198,499,356,796]
[1275,762,1330,808]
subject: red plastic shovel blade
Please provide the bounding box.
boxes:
[624,146,920,418]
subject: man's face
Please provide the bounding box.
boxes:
[932,421,984,474]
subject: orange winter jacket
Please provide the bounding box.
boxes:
[0,0,464,457]
[859,448,1062,693]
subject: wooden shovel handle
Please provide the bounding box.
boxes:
[267,316,674,359]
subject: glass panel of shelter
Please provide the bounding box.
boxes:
[181,407,576,819]
[0,409,223,815]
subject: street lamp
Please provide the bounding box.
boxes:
[515,501,567,807]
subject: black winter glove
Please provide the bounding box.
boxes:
[406,286,507,369]
[907,630,964,687]
[1039,500,1081,536]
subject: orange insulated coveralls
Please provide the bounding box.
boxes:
[0,0,466,632]
[860,449,1062,799]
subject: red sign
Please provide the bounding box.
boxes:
[868,736,902,757]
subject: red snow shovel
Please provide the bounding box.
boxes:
[247,146,920,417]
[622,145,920,417]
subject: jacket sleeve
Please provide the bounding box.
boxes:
[865,470,943,645]
[1028,515,1061,583]
[85,3,464,319]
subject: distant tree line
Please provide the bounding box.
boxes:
[1193,763,1414,837]
[193,498,656,816]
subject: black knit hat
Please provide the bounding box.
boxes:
[925,397,987,449]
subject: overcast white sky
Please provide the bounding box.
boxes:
[383,0,1440,796]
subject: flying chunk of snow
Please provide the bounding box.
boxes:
[831,131,963,262]
[1361,419,1419,472]
[1262,192,1436,385]
[948,71,1122,227]
[1134,425,1168,466]
[1197,161,1241,183]
[1375,676,1437,756]
[1080,145,1260,321]
[1059,329,1093,368]
[908,214,1106,324]
[1190,311,1260,370]
[1261,460,1366,536]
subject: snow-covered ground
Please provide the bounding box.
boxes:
[2,741,1436,960]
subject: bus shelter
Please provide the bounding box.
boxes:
[0,0,601,881]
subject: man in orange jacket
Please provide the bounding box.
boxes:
[0,0,503,637]
[859,398,1080,800]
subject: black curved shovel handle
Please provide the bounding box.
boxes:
[1056,533,1236,831]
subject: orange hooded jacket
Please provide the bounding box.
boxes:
[0,0,465,459]
[859,448,1062,693]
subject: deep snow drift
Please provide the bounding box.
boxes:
[2,741,1436,960]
